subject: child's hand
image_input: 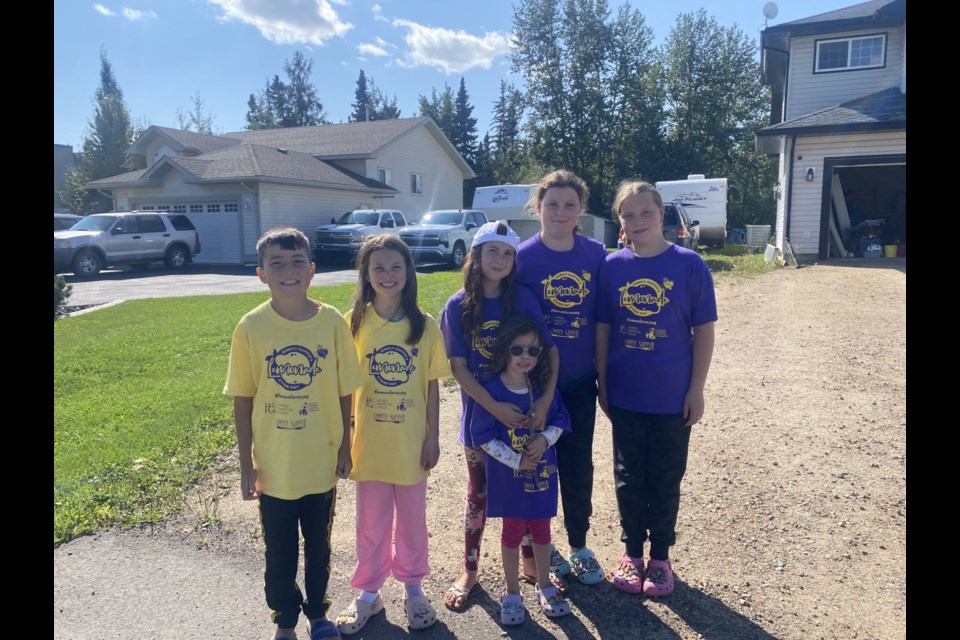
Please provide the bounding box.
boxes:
[529,395,551,431]
[518,450,540,472]
[421,438,440,471]
[523,433,548,464]
[240,467,261,500]
[336,445,353,479]
[683,388,705,427]
[492,402,527,429]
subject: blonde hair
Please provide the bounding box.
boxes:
[612,180,663,218]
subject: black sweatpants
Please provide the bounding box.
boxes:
[259,489,336,629]
[609,406,691,560]
[555,374,599,549]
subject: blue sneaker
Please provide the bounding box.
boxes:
[549,544,572,576]
[568,548,605,585]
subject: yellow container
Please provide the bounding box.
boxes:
[883,245,897,258]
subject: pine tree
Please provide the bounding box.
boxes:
[244,50,327,129]
[349,70,371,122]
[350,71,401,122]
[175,91,217,134]
[417,85,455,141]
[452,77,478,166]
[61,48,134,214]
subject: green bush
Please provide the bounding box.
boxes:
[54,275,72,317]
[717,244,750,256]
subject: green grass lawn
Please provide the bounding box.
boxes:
[54,253,771,546]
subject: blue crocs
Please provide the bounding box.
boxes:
[310,619,341,639]
[549,544,572,576]
[568,548,605,585]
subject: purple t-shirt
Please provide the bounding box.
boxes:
[468,376,571,519]
[516,233,607,384]
[440,286,556,444]
[596,245,718,413]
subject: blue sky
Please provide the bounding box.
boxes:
[53,0,850,149]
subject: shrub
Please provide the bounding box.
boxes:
[55,275,72,317]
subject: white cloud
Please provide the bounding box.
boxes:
[372,4,388,22]
[392,19,511,74]
[358,42,389,57]
[122,8,157,21]
[93,4,115,16]
[329,0,349,4]
[209,0,352,45]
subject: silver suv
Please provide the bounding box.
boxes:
[399,209,487,268]
[54,211,202,277]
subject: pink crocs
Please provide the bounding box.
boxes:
[612,555,644,594]
[642,558,675,596]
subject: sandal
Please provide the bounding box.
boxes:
[443,581,476,612]
[403,593,437,630]
[335,594,384,636]
[500,590,526,625]
[643,558,675,596]
[568,548,605,585]
[520,570,567,593]
[309,620,340,639]
[536,584,571,618]
[612,554,644,594]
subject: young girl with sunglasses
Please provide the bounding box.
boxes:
[468,315,572,624]
[439,221,560,612]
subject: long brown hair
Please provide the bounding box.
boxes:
[491,315,551,392]
[460,228,516,338]
[349,235,426,345]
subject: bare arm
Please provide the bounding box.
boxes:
[233,396,260,500]
[595,322,611,419]
[337,394,353,478]
[684,321,715,426]
[421,380,441,470]
[449,356,526,429]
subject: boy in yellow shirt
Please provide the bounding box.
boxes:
[224,227,361,640]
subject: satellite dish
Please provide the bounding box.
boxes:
[763,2,779,19]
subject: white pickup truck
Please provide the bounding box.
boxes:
[314,209,409,263]
[398,209,488,268]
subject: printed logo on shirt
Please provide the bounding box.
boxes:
[266,344,327,391]
[472,320,500,360]
[618,278,672,317]
[541,271,591,309]
[366,344,416,387]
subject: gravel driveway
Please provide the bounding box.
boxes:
[53,259,906,640]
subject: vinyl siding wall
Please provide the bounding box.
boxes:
[786,131,905,255]
[362,128,465,221]
[258,183,380,252]
[786,27,903,121]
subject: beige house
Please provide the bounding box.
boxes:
[87,117,475,264]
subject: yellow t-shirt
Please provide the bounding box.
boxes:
[224,300,362,500]
[344,306,451,485]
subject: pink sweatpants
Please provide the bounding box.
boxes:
[351,479,429,591]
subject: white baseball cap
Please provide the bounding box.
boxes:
[471,220,520,251]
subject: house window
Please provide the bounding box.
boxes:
[815,34,886,73]
[190,204,204,214]
[411,173,423,195]
[377,167,392,185]
[140,205,156,210]
[207,204,221,213]
[172,205,187,214]
[224,203,239,213]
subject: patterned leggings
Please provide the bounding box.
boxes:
[462,446,533,572]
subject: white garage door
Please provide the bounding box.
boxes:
[137,202,242,264]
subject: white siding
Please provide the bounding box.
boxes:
[786,27,903,121]
[258,183,381,252]
[775,142,787,249]
[786,131,905,255]
[899,25,906,93]
[144,140,178,167]
[363,128,465,220]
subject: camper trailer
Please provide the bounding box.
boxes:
[655,175,728,246]
[471,184,539,240]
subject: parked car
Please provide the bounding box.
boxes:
[314,209,409,263]
[616,203,700,251]
[662,203,700,250]
[54,211,202,277]
[399,209,487,268]
[54,213,83,231]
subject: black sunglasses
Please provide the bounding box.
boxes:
[509,345,543,357]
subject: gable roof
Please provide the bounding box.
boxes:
[756,87,905,138]
[94,116,473,191]
[763,0,905,37]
